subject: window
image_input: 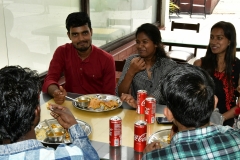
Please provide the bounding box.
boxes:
[0,0,158,75]
[0,0,80,74]
[90,0,157,47]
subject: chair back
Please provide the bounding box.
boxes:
[169,21,200,57]
[171,21,200,32]
[115,60,126,72]
[115,60,126,83]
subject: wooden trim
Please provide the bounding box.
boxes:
[80,0,89,15]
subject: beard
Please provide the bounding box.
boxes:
[74,41,92,52]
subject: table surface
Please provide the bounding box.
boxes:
[161,30,240,51]
[40,93,172,159]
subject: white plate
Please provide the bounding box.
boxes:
[35,119,91,145]
[72,94,122,112]
[148,129,171,148]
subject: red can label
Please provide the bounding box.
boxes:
[134,120,147,152]
[137,90,147,114]
[109,116,122,146]
[145,97,156,124]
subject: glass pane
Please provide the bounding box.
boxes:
[90,0,157,46]
[0,0,80,74]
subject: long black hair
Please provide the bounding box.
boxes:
[201,21,236,87]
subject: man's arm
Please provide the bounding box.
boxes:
[48,85,66,104]
[50,104,99,160]
[42,46,65,93]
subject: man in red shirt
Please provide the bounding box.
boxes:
[42,12,116,104]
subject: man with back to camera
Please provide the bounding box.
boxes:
[42,12,116,104]
[143,65,240,159]
[0,66,99,160]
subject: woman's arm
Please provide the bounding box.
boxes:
[193,59,202,67]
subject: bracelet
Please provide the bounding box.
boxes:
[220,115,225,124]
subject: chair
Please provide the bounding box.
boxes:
[115,60,126,72]
[115,60,126,83]
[168,21,200,63]
[190,0,207,18]
[177,0,192,15]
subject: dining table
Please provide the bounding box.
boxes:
[160,30,240,51]
[40,92,172,160]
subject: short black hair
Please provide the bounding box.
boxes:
[0,66,41,142]
[161,64,215,128]
[66,12,92,32]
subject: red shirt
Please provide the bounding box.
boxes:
[42,43,116,95]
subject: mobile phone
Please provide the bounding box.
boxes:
[156,117,173,124]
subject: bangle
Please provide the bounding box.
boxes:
[220,115,225,124]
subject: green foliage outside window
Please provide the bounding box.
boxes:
[169,0,180,14]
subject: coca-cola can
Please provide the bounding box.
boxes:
[109,116,122,147]
[145,97,156,124]
[137,90,147,114]
[134,120,147,152]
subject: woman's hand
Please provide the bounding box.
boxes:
[128,57,146,75]
[120,93,137,108]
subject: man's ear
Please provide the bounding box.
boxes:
[35,105,40,117]
[214,95,218,109]
[164,107,174,122]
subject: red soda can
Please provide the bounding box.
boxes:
[145,97,156,124]
[134,120,147,152]
[109,116,122,147]
[137,90,147,114]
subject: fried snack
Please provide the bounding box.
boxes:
[105,100,118,108]
[65,130,70,140]
[89,98,102,109]
[51,124,58,129]
[46,103,50,110]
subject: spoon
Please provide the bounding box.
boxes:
[65,96,78,102]
[45,119,55,135]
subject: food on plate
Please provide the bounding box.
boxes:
[87,97,119,110]
[46,103,51,110]
[35,123,70,142]
[162,134,171,144]
[89,98,102,109]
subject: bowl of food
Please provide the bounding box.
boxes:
[46,128,66,143]
[77,97,90,108]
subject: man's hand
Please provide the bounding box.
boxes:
[53,86,67,104]
[49,103,77,129]
[128,57,146,75]
[143,141,161,154]
[120,93,137,108]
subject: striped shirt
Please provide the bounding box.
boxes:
[0,124,99,160]
[142,125,240,160]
